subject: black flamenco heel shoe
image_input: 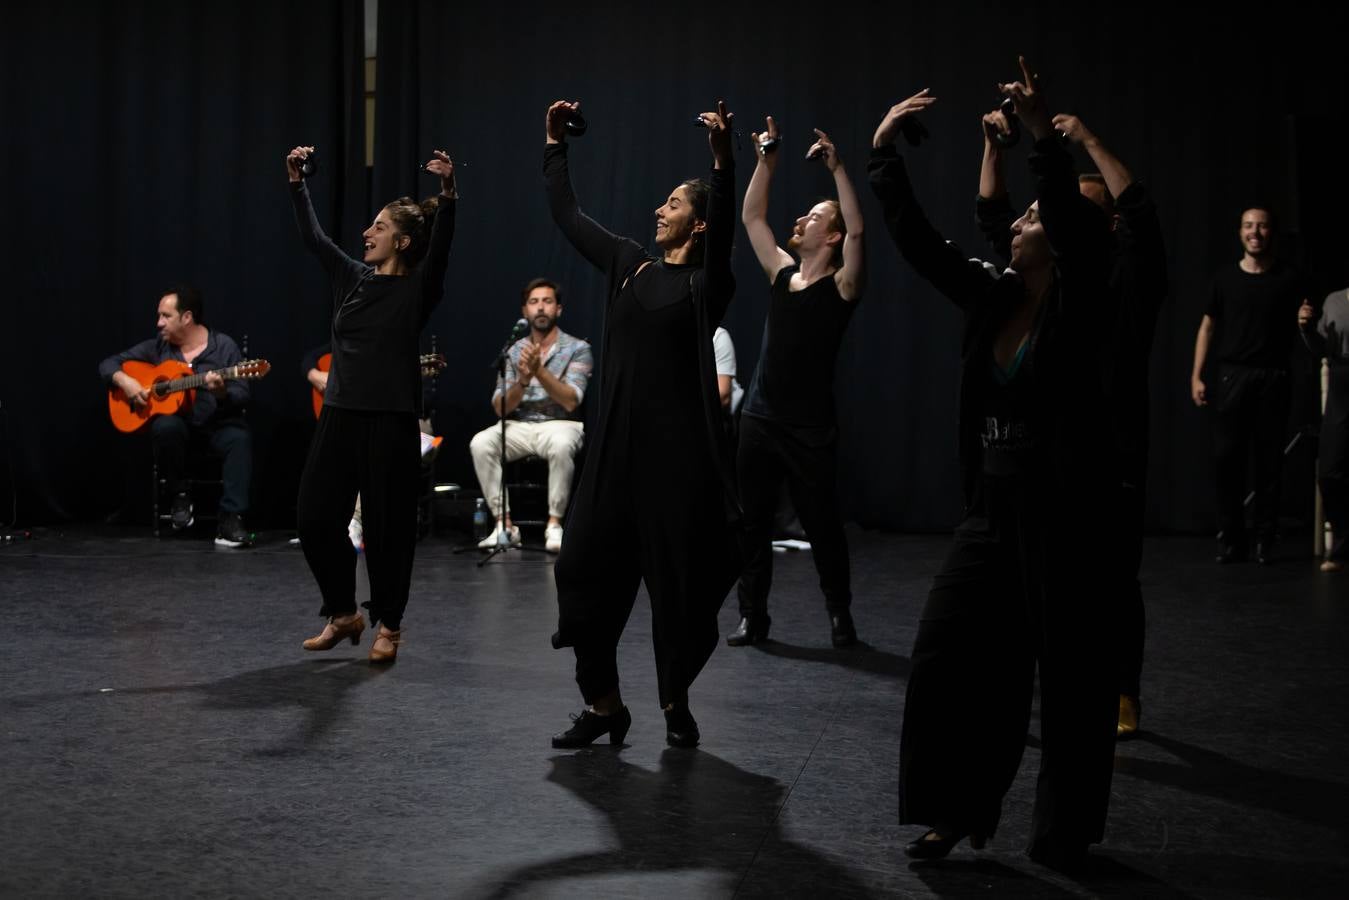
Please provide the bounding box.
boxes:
[551,706,632,749]
[664,705,700,748]
[904,827,987,860]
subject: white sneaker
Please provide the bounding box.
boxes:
[348,517,364,552]
[478,524,520,550]
[545,523,564,553]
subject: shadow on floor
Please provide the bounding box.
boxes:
[470,748,881,899]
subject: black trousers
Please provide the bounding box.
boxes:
[899,475,1117,853]
[735,414,851,617]
[297,407,420,629]
[1213,364,1290,547]
[150,415,251,514]
[1116,479,1146,699]
[554,447,738,711]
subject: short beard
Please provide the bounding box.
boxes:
[786,233,804,252]
[532,315,557,336]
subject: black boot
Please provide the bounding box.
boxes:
[726,614,771,647]
[664,705,700,748]
[830,610,858,647]
[552,706,632,749]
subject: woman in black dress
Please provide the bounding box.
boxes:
[543,99,740,749]
[287,144,456,663]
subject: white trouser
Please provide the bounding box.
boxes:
[469,419,585,519]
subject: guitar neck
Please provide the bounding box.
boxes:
[156,365,241,396]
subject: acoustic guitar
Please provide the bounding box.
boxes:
[310,352,447,418]
[108,359,272,433]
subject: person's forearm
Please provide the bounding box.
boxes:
[979,142,1006,200]
[1081,137,1133,199]
[494,380,528,418]
[832,163,864,235]
[1192,320,1213,379]
[742,156,773,224]
[534,366,578,412]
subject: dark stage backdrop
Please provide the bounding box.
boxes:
[3,1,1344,536]
[1,0,367,528]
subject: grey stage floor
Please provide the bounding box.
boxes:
[2,526,1346,898]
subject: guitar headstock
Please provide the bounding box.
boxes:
[419,353,447,376]
[235,359,272,379]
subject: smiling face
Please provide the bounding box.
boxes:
[653,184,705,251]
[1240,208,1273,258]
[361,207,407,266]
[787,201,844,259]
[1009,200,1051,272]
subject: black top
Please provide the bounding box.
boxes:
[542,142,739,520]
[98,330,249,428]
[868,138,1116,513]
[978,181,1168,481]
[1206,262,1306,370]
[290,181,455,415]
[743,265,857,430]
[978,344,1038,478]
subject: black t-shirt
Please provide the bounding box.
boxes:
[1206,262,1306,369]
[291,182,456,415]
[743,265,857,429]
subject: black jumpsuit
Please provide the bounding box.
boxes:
[544,143,740,710]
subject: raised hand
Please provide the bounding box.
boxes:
[546,100,580,144]
[699,99,735,168]
[424,150,456,197]
[1051,113,1095,147]
[872,89,937,149]
[982,107,1013,145]
[807,128,840,172]
[286,145,316,182]
[751,115,781,164]
[998,56,1052,141]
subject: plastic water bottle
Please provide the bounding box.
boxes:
[473,498,491,540]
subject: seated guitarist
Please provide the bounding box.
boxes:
[98,286,254,547]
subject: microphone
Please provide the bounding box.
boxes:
[509,318,530,341]
[299,149,318,178]
[565,111,588,137]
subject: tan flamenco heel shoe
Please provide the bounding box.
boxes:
[368,626,402,664]
[302,614,366,651]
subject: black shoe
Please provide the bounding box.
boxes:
[726,614,770,646]
[830,610,858,647]
[1027,836,1087,873]
[171,492,194,531]
[664,705,700,748]
[904,828,986,860]
[214,512,253,548]
[552,706,631,749]
[1215,544,1247,565]
[1254,540,1272,565]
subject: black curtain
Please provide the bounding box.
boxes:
[1,0,366,527]
[368,0,1344,535]
[4,1,1344,535]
